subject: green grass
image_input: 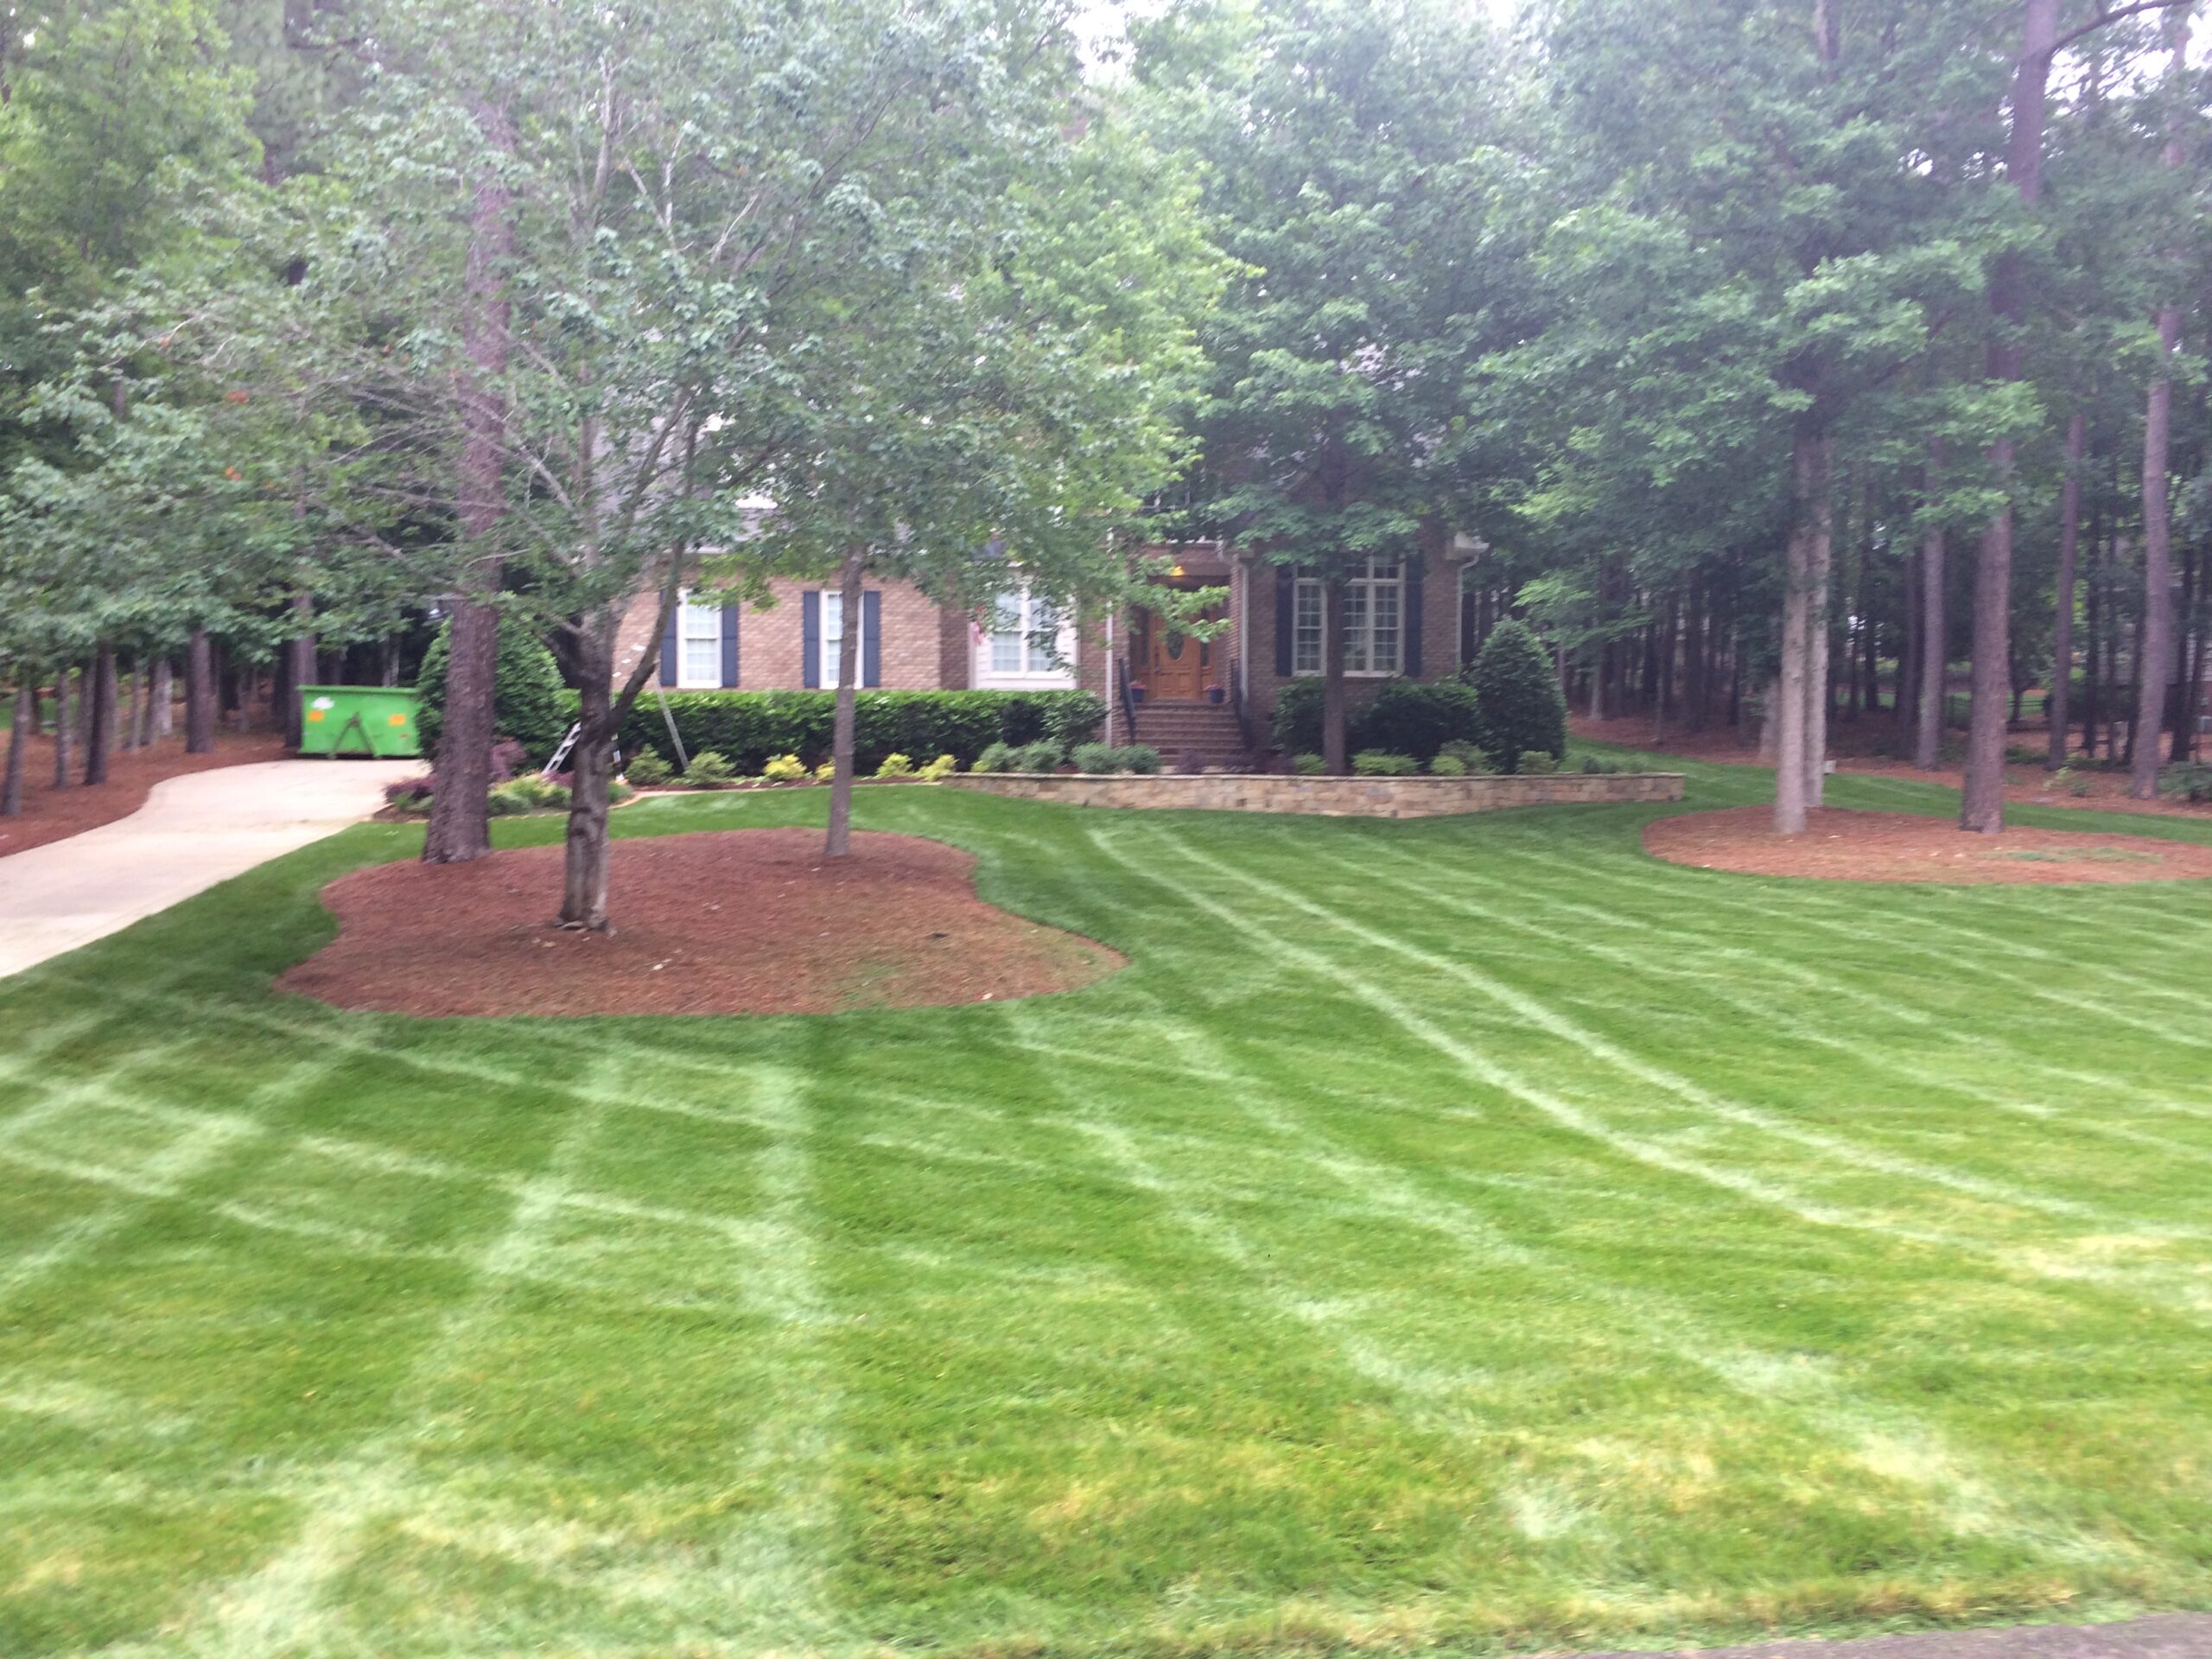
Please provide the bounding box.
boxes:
[5,758,2212,1656]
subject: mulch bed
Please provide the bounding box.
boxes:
[279,828,1125,1018]
[0,728,288,859]
[1643,805,2212,885]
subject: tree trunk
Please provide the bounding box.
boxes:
[84,641,115,785]
[1321,576,1350,774]
[2132,10,2191,797]
[284,594,315,750]
[186,628,216,753]
[1774,424,1828,834]
[824,547,867,856]
[381,634,402,688]
[1899,543,1921,738]
[423,97,516,868]
[561,655,618,928]
[150,656,173,741]
[118,659,139,753]
[2047,410,2085,767]
[2173,546,2200,764]
[1802,435,1834,811]
[52,668,73,789]
[1963,0,2062,833]
[2,679,29,816]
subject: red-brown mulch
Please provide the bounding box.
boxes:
[279,828,1125,1018]
[1643,805,2212,885]
[0,728,289,859]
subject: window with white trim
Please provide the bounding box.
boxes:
[977,583,1076,686]
[677,591,721,688]
[817,590,866,682]
[1293,558,1403,677]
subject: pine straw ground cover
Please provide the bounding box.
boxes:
[3,755,2212,1658]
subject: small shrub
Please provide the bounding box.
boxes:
[1270,676,1484,762]
[1466,618,1567,771]
[1291,752,1327,775]
[1437,739,1492,773]
[1117,744,1163,775]
[384,774,434,808]
[2161,762,2212,804]
[875,752,916,779]
[1517,748,1559,776]
[1071,742,1119,773]
[974,741,1018,774]
[1351,751,1420,776]
[760,753,806,783]
[625,747,671,787]
[815,761,838,783]
[1428,753,1467,777]
[489,777,570,817]
[685,750,738,785]
[607,781,635,805]
[918,753,958,782]
[1012,740,1063,772]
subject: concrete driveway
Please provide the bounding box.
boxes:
[0,758,417,979]
[1569,1613,2212,1657]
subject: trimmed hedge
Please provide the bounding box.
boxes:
[601,689,1104,777]
[1465,618,1567,772]
[416,620,570,761]
[1270,676,1485,763]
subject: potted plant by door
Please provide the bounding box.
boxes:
[1128,683,1147,706]
[1205,683,1226,705]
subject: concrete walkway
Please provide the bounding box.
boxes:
[1573,1613,2212,1657]
[0,758,416,979]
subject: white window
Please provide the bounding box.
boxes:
[977,584,1077,686]
[817,590,867,683]
[677,591,721,687]
[1294,558,1403,677]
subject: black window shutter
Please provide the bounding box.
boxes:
[862,591,882,687]
[1402,561,1423,678]
[660,602,679,687]
[719,605,740,688]
[1274,568,1294,677]
[802,591,820,689]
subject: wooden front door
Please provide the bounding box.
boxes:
[1140,607,1213,700]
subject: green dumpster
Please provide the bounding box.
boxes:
[298,685,423,759]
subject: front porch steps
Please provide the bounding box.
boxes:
[1129,699,1258,772]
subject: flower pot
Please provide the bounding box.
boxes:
[1129,685,1147,706]
[1205,685,1225,704]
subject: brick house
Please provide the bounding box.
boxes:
[611,525,1480,766]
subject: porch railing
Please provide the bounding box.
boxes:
[1114,654,1139,745]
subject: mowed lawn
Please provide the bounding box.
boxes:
[5,758,2212,1658]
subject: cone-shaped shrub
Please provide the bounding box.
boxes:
[1466,618,1567,773]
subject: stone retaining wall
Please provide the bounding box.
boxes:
[946,771,1685,819]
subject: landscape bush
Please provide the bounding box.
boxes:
[760,753,807,782]
[1351,750,1420,776]
[416,621,570,760]
[814,761,838,782]
[1517,748,1559,775]
[606,689,1103,778]
[1428,753,1466,776]
[874,752,917,779]
[1012,740,1064,772]
[918,753,959,782]
[684,750,738,786]
[1465,618,1567,772]
[2162,762,2212,804]
[1071,743,1166,774]
[973,742,1018,774]
[1437,739,1493,772]
[489,776,569,816]
[1290,752,1327,775]
[624,747,672,786]
[1271,676,1484,761]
